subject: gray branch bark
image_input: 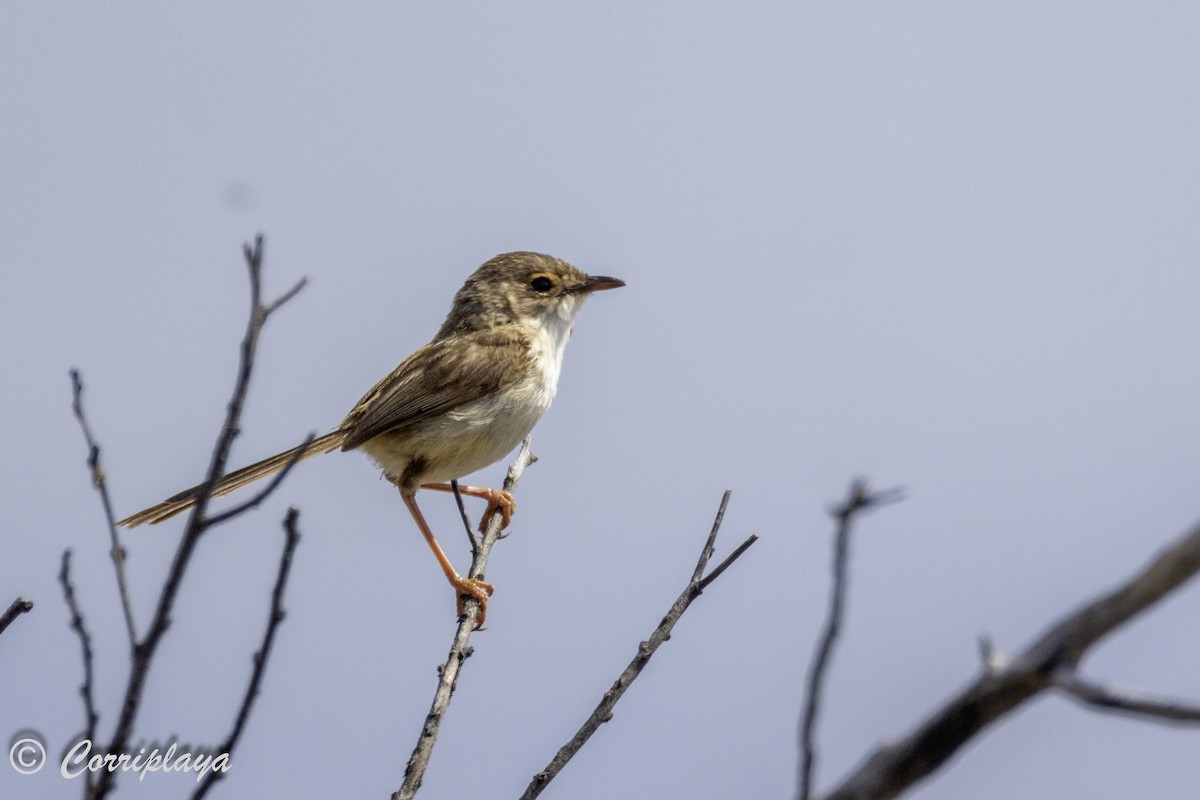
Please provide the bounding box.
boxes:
[821,518,1200,800]
[394,439,536,800]
[82,236,308,800]
[521,490,757,800]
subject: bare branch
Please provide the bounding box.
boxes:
[59,551,99,757]
[394,440,536,800]
[193,507,303,800]
[262,275,310,317]
[799,481,903,800]
[92,234,304,799]
[690,488,732,583]
[203,433,317,527]
[821,518,1200,800]
[520,489,757,800]
[0,597,33,637]
[699,533,759,591]
[450,479,481,553]
[70,368,138,649]
[1052,670,1200,724]
[829,480,906,522]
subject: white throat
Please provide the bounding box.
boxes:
[530,294,584,392]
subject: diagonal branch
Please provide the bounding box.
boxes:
[59,551,100,754]
[699,533,759,591]
[799,480,904,800]
[263,275,310,317]
[203,433,317,528]
[820,517,1200,800]
[0,597,33,637]
[520,489,758,800]
[450,479,481,553]
[91,235,308,800]
[70,369,138,649]
[193,507,303,800]
[393,440,536,800]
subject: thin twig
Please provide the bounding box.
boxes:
[91,235,306,800]
[59,551,100,756]
[821,517,1200,800]
[799,481,904,800]
[1052,669,1200,723]
[70,368,138,649]
[520,489,757,800]
[394,440,536,800]
[0,597,33,636]
[450,479,480,553]
[699,533,759,591]
[690,489,732,583]
[193,507,303,800]
[203,433,317,527]
[263,275,310,317]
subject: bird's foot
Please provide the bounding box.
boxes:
[452,574,495,630]
[474,488,515,533]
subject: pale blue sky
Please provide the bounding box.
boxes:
[3,3,1200,799]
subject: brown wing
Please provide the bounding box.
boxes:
[339,327,533,450]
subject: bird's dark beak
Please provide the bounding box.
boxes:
[577,275,626,293]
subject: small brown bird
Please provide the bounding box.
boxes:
[118,252,624,627]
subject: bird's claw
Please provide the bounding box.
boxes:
[452,575,495,630]
[476,489,516,533]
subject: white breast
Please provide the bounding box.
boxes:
[363,294,586,486]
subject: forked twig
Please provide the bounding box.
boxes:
[799,480,904,800]
[204,434,317,527]
[521,489,757,800]
[89,235,308,800]
[393,439,536,800]
[821,517,1200,800]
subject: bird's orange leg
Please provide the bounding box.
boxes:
[401,490,494,629]
[421,482,516,532]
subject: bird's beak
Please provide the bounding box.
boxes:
[576,275,626,294]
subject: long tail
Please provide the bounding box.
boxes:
[117,430,347,528]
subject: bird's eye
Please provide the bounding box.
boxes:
[530,275,555,293]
